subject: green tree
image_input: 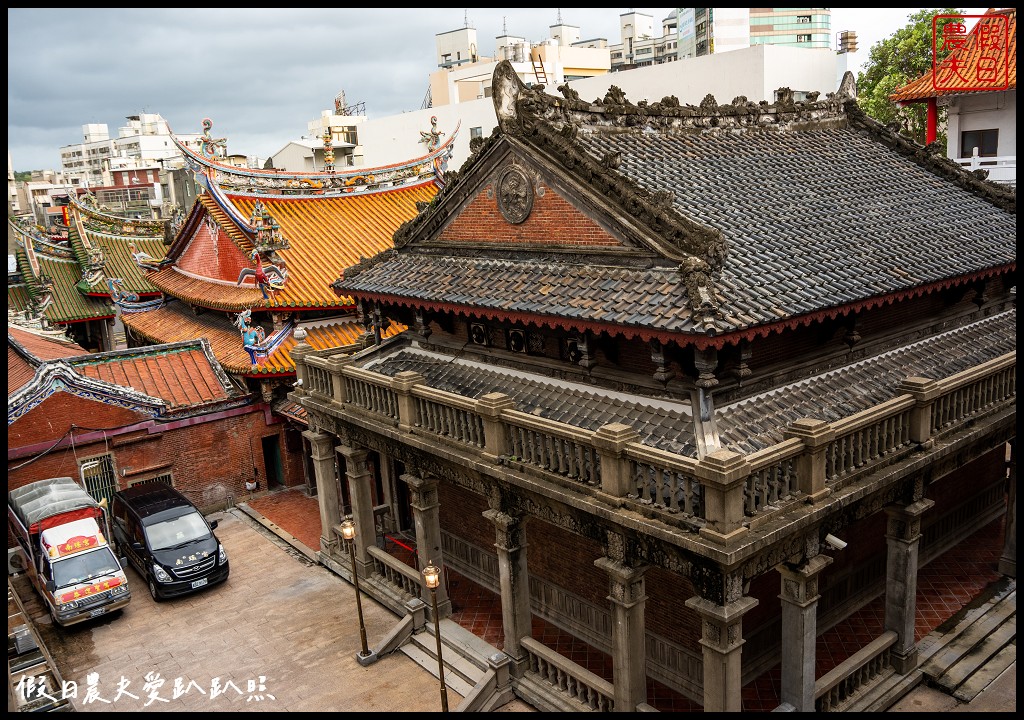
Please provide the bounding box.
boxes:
[857,8,963,145]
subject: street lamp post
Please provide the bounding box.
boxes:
[339,518,376,666]
[423,561,449,712]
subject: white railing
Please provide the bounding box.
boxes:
[955,151,1016,185]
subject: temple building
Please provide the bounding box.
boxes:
[289,64,1015,711]
[112,119,457,492]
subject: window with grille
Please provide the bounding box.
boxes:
[128,473,173,488]
[79,453,118,506]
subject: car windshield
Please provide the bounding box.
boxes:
[52,546,121,588]
[145,511,211,551]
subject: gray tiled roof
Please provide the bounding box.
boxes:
[364,309,1014,458]
[340,102,1015,339]
[342,257,700,332]
[715,308,1016,453]
[579,126,1015,331]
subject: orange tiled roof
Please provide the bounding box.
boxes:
[9,346,37,393]
[146,265,266,312]
[121,302,404,376]
[70,344,233,411]
[122,303,258,375]
[156,184,437,311]
[891,8,1017,102]
[8,325,87,360]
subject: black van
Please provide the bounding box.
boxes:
[110,483,229,601]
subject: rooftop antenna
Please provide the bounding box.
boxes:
[503,16,507,35]
[557,9,562,24]
[464,9,468,28]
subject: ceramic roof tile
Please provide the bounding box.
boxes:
[891,8,1017,102]
[339,87,1014,339]
[64,200,167,297]
[715,308,1016,452]
[70,345,232,411]
[16,247,114,325]
[8,346,36,393]
[121,302,404,376]
[8,325,87,360]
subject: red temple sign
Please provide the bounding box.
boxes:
[933,14,1010,92]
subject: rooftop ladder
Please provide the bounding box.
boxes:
[530,48,547,86]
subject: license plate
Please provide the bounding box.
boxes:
[191,578,208,589]
[89,607,106,617]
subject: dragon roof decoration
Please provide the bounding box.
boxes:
[170,119,460,199]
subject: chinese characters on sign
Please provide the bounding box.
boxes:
[16,672,276,706]
[932,14,1010,91]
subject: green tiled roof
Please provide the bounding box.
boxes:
[67,205,166,296]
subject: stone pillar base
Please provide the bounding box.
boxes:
[890,648,918,674]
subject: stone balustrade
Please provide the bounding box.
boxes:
[520,636,616,711]
[294,348,1015,540]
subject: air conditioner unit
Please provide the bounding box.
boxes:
[507,328,527,353]
[8,547,27,575]
[470,323,488,346]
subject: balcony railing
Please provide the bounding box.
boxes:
[956,152,1016,185]
[296,348,1015,543]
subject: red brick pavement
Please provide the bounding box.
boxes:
[245,487,322,551]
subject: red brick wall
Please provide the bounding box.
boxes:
[9,401,297,510]
[439,184,620,247]
[9,394,148,446]
[176,221,251,282]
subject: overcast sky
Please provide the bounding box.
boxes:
[7,8,985,172]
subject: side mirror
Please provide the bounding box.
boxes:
[45,580,56,593]
[131,541,144,552]
[209,520,219,530]
[119,557,128,568]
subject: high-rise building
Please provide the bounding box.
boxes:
[678,8,832,59]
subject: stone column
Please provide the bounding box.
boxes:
[482,507,531,668]
[685,592,758,712]
[338,443,376,579]
[594,554,648,712]
[777,554,833,712]
[403,471,452,617]
[884,498,935,673]
[999,439,1016,578]
[303,430,340,556]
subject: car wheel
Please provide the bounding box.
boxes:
[148,579,162,602]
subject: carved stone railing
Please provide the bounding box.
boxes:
[293,350,1015,541]
[503,410,601,486]
[824,397,915,487]
[626,444,703,517]
[928,355,1016,435]
[521,636,616,711]
[813,630,897,711]
[367,544,422,599]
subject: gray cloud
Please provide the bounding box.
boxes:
[9,8,963,171]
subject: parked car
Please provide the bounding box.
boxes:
[110,483,229,601]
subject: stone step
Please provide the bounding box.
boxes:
[931,614,1015,693]
[919,589,1015,680]
[951,639,1016,703]
[401,637,477,699]
[400,619,492,701]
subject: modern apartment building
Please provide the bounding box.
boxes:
[677,8,832,59]
[58,113,204,190]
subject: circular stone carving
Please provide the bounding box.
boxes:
[496,167,534,224]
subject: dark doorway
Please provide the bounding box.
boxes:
[393,460,413,532]
[261,435,284,489]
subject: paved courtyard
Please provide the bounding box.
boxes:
[14,509,472,712]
